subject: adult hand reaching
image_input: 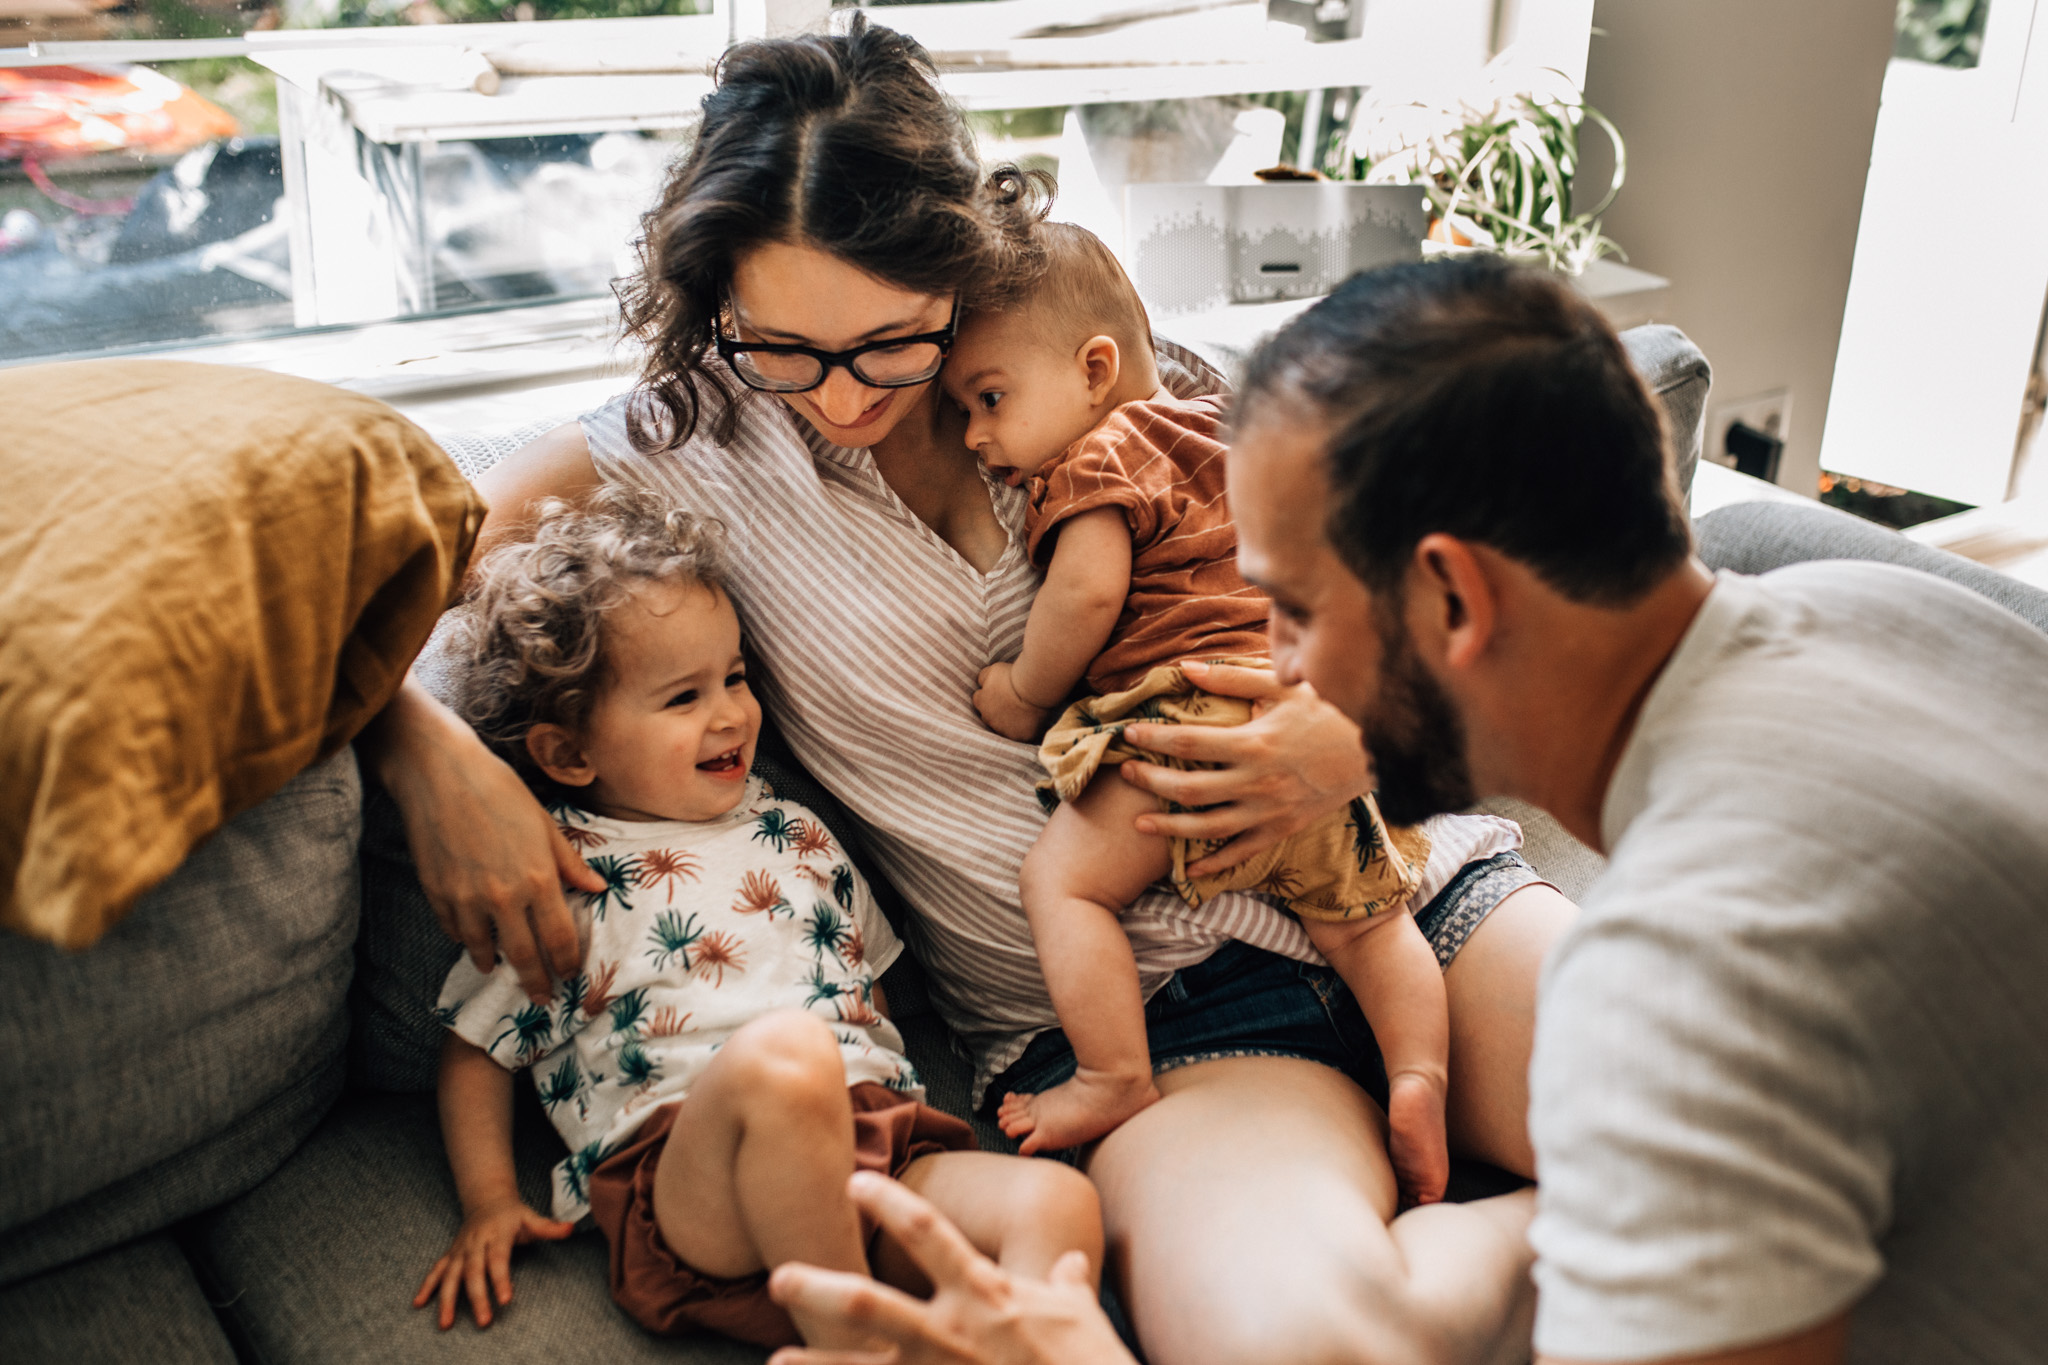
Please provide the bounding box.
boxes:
[766,1171,1135,1365]
[367,677,603,1003]
[1116,660,1373,878]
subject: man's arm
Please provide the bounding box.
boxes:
[975,507,1131,740]
[1541,1313,1848,1365]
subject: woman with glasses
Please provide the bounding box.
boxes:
[360,17,1571,1364]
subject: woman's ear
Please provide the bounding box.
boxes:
[1078,335,1122,406]
[526,724,597,787]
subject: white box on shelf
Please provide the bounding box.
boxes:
[1123,181,1429,314]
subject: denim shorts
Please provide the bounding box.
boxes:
[984,851,1543,1122]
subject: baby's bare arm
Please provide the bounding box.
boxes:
[1017,508,1132,704]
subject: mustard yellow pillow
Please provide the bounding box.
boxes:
[0,360,484,948]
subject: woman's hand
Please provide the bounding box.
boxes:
[413,1195,575,1330]
[370,678,604,1002]
[766,1172,1133,1365]
[1117,660,1372,878]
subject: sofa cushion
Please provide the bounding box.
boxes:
[192,1089,765,1364]
[0,747,361,1286]
[0,1232,236,1365]
[0,360,482,949]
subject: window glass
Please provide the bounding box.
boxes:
[1894,0,1991,69]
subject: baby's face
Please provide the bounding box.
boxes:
[576,580,761,823]
[943,308,1107,487]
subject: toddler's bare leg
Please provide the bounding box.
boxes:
[1305,911,1451,1206]
[650,1009,873,1348]
[870,1151,1105,1293]
[1001,772,1173,1155]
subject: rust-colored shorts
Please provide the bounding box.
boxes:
[585,1082,977,1348]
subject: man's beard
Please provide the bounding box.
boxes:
[1364,609,1476,826]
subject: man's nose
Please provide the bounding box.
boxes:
[812,368,876,426]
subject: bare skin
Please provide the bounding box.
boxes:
[372,241,1567,1364]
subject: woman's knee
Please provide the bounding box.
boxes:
[1007,1159,1103,1257]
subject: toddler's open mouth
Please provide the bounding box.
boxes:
[697,746,746,779]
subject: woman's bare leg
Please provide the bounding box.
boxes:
[1081,883,1576,1365]
[1442,882,1577,1178]
[1087,1056,1534,1365]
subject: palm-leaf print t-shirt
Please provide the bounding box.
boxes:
[436,777,914,1224]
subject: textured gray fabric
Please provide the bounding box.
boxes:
[1696,499,2048,636]
[0,747,361,1286]
[1472,796,1604,902]
[1620,323,1711,497]
[0,1232,236,1365]
[193,1089,763,1363]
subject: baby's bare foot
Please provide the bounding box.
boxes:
[1387,1069,1449,1207]
[997,1068,1162,1155]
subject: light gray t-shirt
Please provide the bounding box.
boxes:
[1529,563,2048,1363]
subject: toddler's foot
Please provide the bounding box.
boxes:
[997,1068,1161,1156]
[1387,1069,1449,1207]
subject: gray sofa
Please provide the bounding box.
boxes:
[11,323,2043,1364]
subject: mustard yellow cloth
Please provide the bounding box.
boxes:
[1,360,484,948]
[1037,660,1430,922]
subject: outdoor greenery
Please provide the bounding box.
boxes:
[1895,0,1991,69]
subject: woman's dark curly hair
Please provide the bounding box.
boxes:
[449,486,730,790]
[616,14,1051,452]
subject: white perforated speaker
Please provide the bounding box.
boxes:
[1123,183,1430,315]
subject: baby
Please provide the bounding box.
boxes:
[948,225,1449,1204]
[414,490,1101,1348]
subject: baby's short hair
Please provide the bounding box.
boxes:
[450,486,729,788]
[1020,221,1155,363]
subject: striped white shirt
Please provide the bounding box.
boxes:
[580,353,1519,1099]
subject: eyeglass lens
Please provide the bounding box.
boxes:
[731,339,946,392]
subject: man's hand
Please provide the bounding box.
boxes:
[1118,661,1372,877]
[974,662,1053,743]
[766,1172,1134,1365]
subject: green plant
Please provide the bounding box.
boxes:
[1341,61,1625,276]
[1895,0,1989,69]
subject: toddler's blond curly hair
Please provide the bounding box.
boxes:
[450,486,730,789]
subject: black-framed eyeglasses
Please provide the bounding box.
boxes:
[715,300,959,394]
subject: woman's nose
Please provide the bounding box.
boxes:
[811,368,877,426]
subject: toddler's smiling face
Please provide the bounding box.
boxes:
[532,579,761,824]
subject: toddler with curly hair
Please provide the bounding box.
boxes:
[415,489,1101,1350]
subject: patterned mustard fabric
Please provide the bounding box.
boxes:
[1038,660,1432,923]
[1,360,483,948]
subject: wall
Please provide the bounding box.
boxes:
[1579,0,1895,495]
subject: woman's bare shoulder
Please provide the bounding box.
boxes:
[473,421,603,556]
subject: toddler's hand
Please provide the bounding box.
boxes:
[414,1195,575,1329]
[974,662,1051,742]
[1386,1068,1450,1209]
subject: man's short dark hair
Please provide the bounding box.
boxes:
[1237,256,1693,605]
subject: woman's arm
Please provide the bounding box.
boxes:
[358,422,610,1001]
[415,1036,575,1329]
[974,508,1131,741]
[1117,660,1373,877]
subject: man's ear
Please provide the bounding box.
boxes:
[1078,335,1121,406]
[526,723,598,788]
[1406,533,1499,672]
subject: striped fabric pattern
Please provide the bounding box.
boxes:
[580,350,1520,1099]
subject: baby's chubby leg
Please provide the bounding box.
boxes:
[650,1009,874,1349]
[1304,910,1451,1206]
[1002,773,1173,1155]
